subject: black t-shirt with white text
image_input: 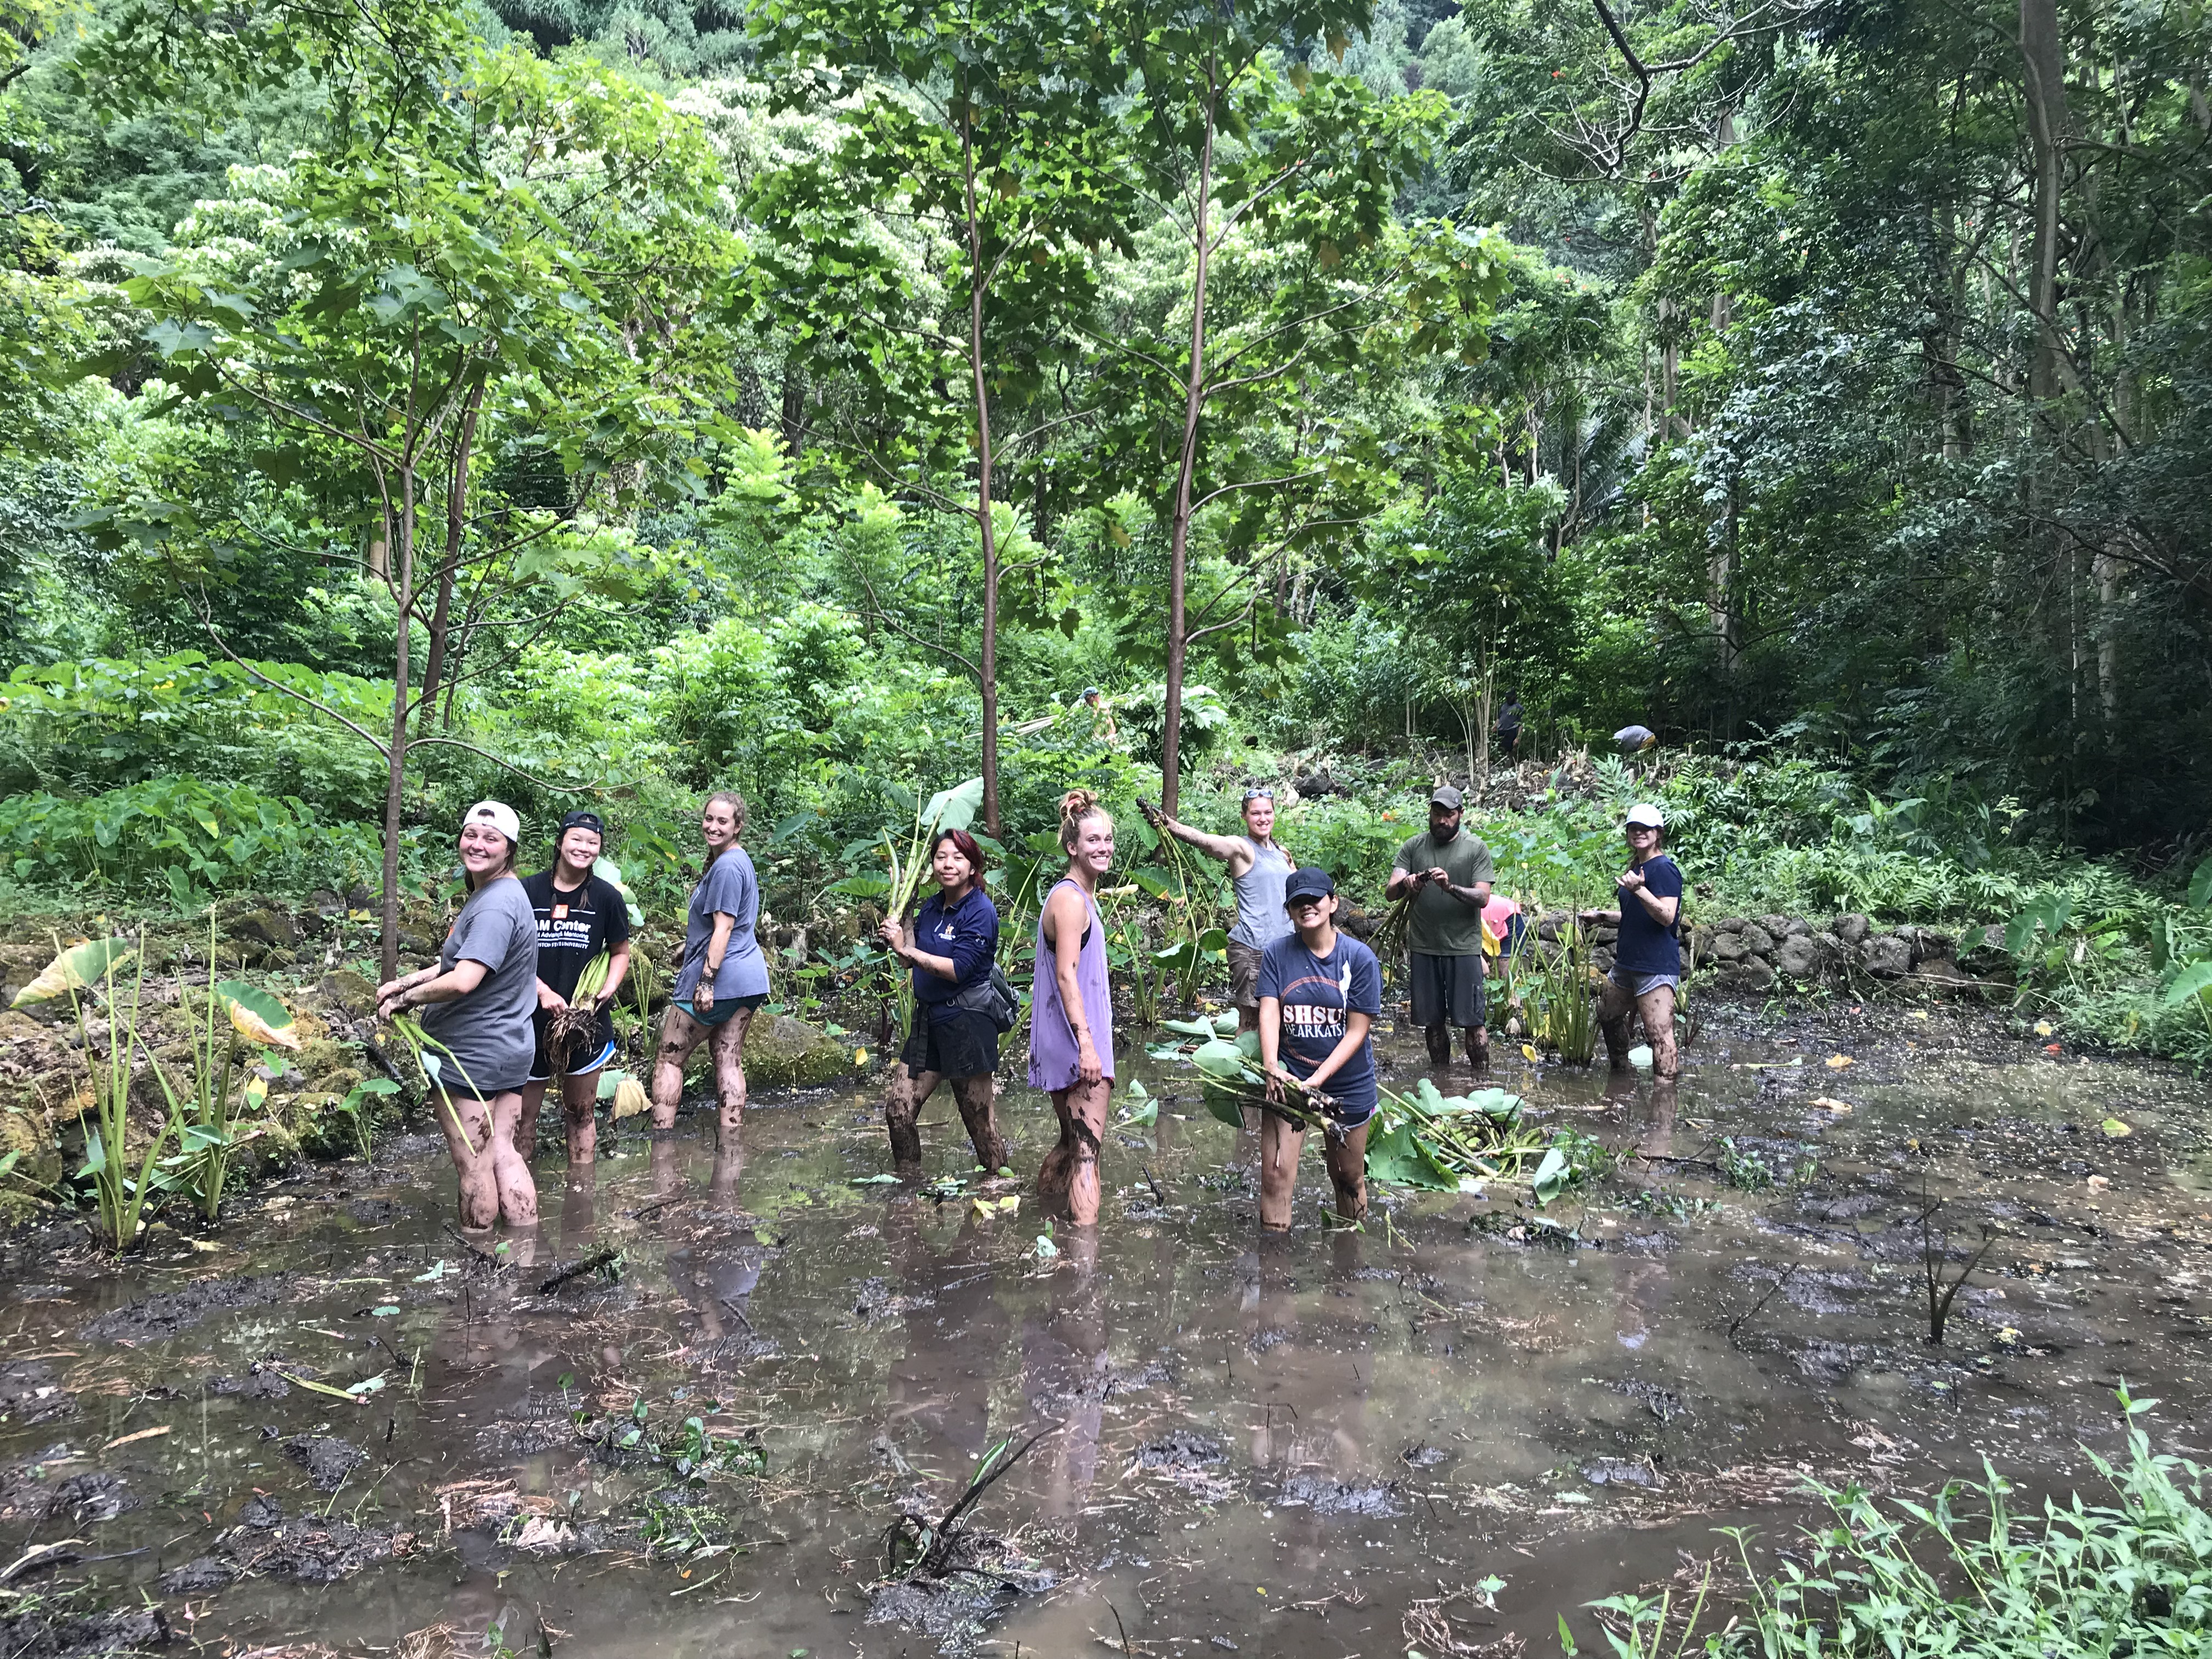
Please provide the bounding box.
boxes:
[521,869,633,1059]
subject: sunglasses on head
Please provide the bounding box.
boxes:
[1242,789,1274,804]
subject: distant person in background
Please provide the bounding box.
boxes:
[1495,692,1524,762]
[1613,724,1658,757]
[1579,802,1683,1077]
[1386,785,1494,1071]
[878,826,1007,1180]
[1077,686,1118,741]
[377,800,540,1230]
[1031,789,1117,1226]
[1481,890,1524,969]
[1154,787,1293,1036]
[1257,867,1382,1230]
[653,791,769,1141]
[516,810,633,1171]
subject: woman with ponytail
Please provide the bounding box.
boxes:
[1029,789,1116,1224]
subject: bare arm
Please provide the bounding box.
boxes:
[1300,1011,1374,1096]
[1385,866,1420,900]
[1260,994,1287,1097]
[379,958,488,1020]
[695,912,736,1008]
[1164,817,1254,874]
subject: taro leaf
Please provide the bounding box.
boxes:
[1119,1099,1159,1128]
[1212,1011,1239,1037]
[1159,1017,1216,1039]
[12,938,135,1006]
[1197,927,1229,955]
[1191,1039,1249,1080]
[1530,1147,1571,1207]
[1203,1084,1249,1130]
[1124,1078,1150,1101]
[1235,1029,1261,1062]
[1133,868,1177,900]
[922,777,985,834]
[1364,1121,1458,1190]
[218,980,301,1051]
[824,874,891,899]
[2190,855,2212,910]
[1466,1087,1523,1121]
[2161,960,2212,1007]
[1415,1077,1448,1114]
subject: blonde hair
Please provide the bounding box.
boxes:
[703,789,749,836]
[1058,788,1113,853]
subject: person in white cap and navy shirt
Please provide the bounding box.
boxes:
[1580,802,1684,1077]
[377,800,543,1230]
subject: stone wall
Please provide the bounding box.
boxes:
[1531,912,2009,995]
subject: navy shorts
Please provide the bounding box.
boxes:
[1409,952,1486,1029]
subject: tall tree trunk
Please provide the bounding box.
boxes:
[961,109,1004,839]
[1161,102,1216,819]
[416,377,484,737]
[380,474,417,983]
[2020,0,2072,402]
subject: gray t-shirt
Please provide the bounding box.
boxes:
[1391,828,1495,957]
[673,848,771,1002]
[417,875,539,1096]
[1229,837,1295,949]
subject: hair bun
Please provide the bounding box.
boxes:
[1057,788,1099,826]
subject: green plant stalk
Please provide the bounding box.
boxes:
[386,1015,490,1156]
[69,934,184,1251]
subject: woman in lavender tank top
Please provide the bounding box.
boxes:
[1030,789,1116,1225]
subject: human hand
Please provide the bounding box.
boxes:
[1077,1037,1103,1086]
[1425,866,1452,887]
[537,983,569,1014]
[1617,868,1647,895]
[695,981,716,1012]
[1265,1063,1290,1104]
[876,919,905,953]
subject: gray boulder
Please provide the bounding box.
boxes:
[1859,933,1912,978]
[1740,923,1777,957]
[744,1015,870,1087]
[1739,956,1777,992]
[1758,913,1804,939]
[1833,913,1872,945]
[1775,933,1824,979]
[1713,916,1747,934]
[1706,931,1749,964]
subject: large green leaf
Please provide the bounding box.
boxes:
[2162,960,2212,1007]
[1191,1038,1250,1080]
[2191,857,2212,910]
[217,979,300,1051]
[1365,1121,1459,1190]
[1530,1147,1571,1207]
[1202,1083,1249,1129]
[12,938,135,1007]
[1157,1017,1216,1038]
[923,777,985,834]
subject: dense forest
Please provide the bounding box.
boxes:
[2,0,2209,1052]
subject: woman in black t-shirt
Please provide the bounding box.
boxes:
[517,811,634,1167]
[1578,802,1683,1077]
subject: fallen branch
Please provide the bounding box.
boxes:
[537,1246,621,1295]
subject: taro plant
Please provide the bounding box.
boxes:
[11,935,182,1251]
[1527,917,1599,1064]
[332,1077,402,1163]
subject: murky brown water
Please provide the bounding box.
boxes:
[5,1002,2209,1657]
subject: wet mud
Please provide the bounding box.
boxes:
[0,996,2205,1656]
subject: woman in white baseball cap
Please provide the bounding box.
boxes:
[1578,802,1684,1077]
[377,800,543,1229]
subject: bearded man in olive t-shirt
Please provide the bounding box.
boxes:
[1385,785,1493,1070]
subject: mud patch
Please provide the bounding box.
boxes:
[0,1601,169,1657]
[1274,1470,1404,1516]
[0,1361,75,1424]
[284,1435,367,1491]
[82,1274,288,1341]
[0,1464,137,1526]
[1135,1430,1224,1470]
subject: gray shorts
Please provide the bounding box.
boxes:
[1610,967,1680,998]
[1227,938,1264,1010]
[1410,952,1485,1029]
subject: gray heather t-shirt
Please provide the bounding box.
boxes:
[1391,828,1495,957]
[1229,837,1295,949]
[417,874,539,1096]
[672,848,771,1002]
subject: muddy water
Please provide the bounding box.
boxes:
[4,1002,2209,1657]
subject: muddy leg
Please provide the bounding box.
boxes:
[708,1007,755,1137]
[1257,1112,1304,1231]
[1635,984,1679,1077]
[435,1087,498,1229]
[1038,1090,1077,1202]
[1062,1078,1110,1226]
[651,1006,706,1130]
[1596,977,1635,1070]
[1321,1120,1369,1223]
[1463,1024,1490,1071]
[514,1079,549,1159]
[562,1067,600,1166]
[883,1063,930,1177]
[952,1073,1006,1174]
[1423,1023,1452,1065]
[488,1091,538,1226]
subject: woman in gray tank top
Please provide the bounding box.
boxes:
[1154,787,1294,1035]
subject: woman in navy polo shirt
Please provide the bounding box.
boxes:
[877,827,1006,1179]
[1256,866,1383,1231]
[1581,802,1684,1077]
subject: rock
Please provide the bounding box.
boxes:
[316,970,379,1022]
[1706,931,1748,964]
[1775,933,1824,979]
[0,1105,61,1191]
[285,1434,366,1491]
[225,908,300,948]
[307,889,346,918]
[1833,913,1872,945]
[1913,958,1978,986]
[1738,956,1776,991]
[1813,930,1848,964]
[1911,929,1956,963]
[294,1039,358,1085]
[1957,924,2012,976]
[1765,913,1810,938]
[1740,923,1776,957]
[1339,905,1374,942]
[742,1015,868,1087]
[1859,933,1912,978]
[1713,916,1746,934]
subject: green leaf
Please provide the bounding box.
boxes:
[1190,1038,1249,1080]
[1531,1147,1571,1206]
[2161,960,2212,1007]
[1158,1017,1215,1037]
[217,979,300,1051]
[12,938,135,1006]
[1365,1120,1459,1189]
[922,777,985,834]
[2191,857,2212,910]
[1202,1084,1249,1129]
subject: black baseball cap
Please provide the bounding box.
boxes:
[1283,866,1336,906]
[559,810,606,836]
